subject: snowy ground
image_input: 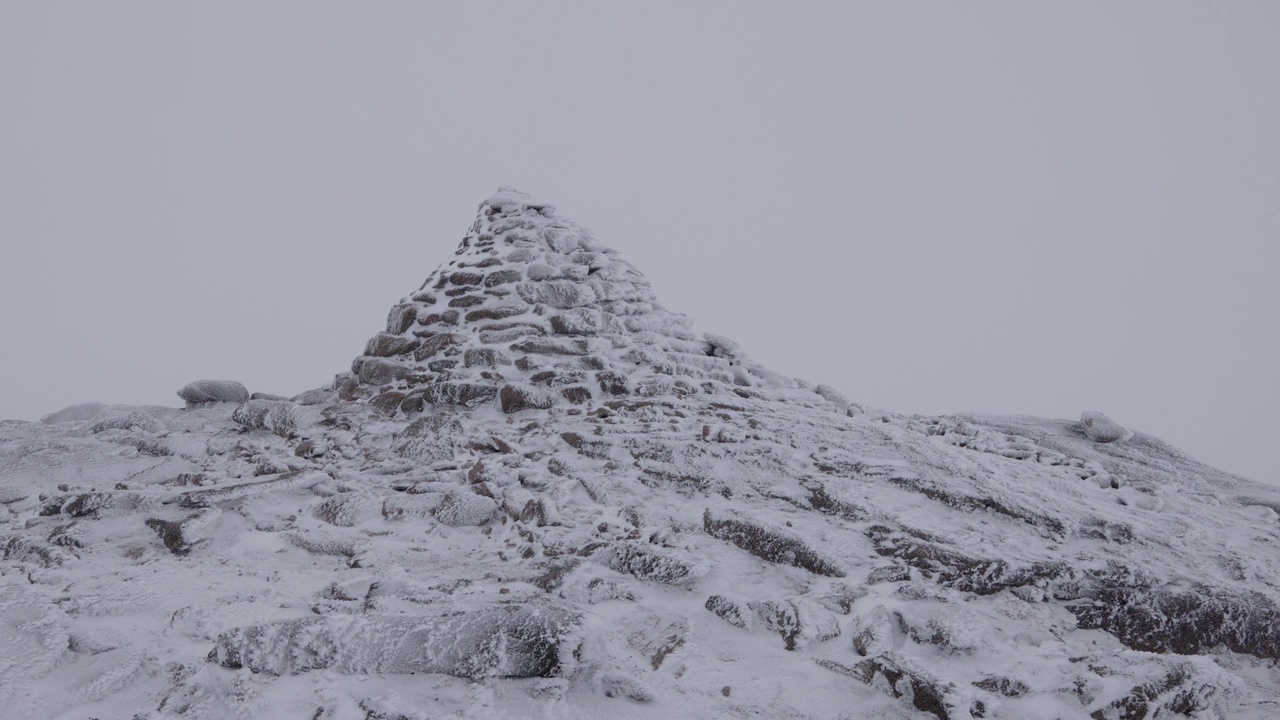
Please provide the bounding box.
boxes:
[2,190,1277,720]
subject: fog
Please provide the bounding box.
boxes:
[2,2,1276,483]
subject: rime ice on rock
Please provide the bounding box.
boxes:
[177,380,250,406]
[344,187,829,415]
[1080,410,1133,443]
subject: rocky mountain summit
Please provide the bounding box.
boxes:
[2,189,1278,720]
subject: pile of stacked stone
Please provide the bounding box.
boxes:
[347,188,814,416]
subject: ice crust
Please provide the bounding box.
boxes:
[1,190,1278,720]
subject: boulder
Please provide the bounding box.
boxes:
[1081,411,1132,443]
[210,604,593,679]
[177,380,249,405]
[232,399,314,438]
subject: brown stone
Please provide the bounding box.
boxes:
[484,269,523,287]
[510,338,589,356]
[386,303,418,334]
[449,271,484,286]
[549,308,602,336]
[410,291,437,304]
[464,347,512,367]
[500,384,556,413]
[418,311,460,327]
[561,386,592,404]
[357,358,411,386]
[596,371,631,396]
[414,333,466,361]
[399,391,425,415]
[448,295,485,308]
[364,333,421,358]
[423,382,497,408]
[370,391,405,415]
[466,305,526,322]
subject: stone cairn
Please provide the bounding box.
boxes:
[345,188,768,416]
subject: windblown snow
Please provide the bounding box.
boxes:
[2,189,1278,720]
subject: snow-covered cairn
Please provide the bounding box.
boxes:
[344,187,839,416]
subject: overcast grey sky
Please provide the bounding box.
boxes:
[2,3,1277,484]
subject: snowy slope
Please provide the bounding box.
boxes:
[2,189,1277,720]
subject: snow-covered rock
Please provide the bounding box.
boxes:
[177,379,250,405]
[1081,409,1133,443]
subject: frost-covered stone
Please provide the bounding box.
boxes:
[703,509,845,577]
[499,384,556,413]
[313,494,381,527]
[210,604,593,679]
[364,332,420,358]
[232,399,314,438]
[355,357,412,385]
[432,491,497,526]
[852,605,908,657]
[1080,410,1132,443]
[145,508,221,555]
[88,409,161,434]
[385,302,418,334]
[423,382,497,408]
[624,611,688,670]
[815,384,850,408]
[749,598,841,651]
[595,541,709,588]
[705,595,754,630]
[177,380,249,405]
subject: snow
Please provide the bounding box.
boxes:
[1,190,1278,719]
